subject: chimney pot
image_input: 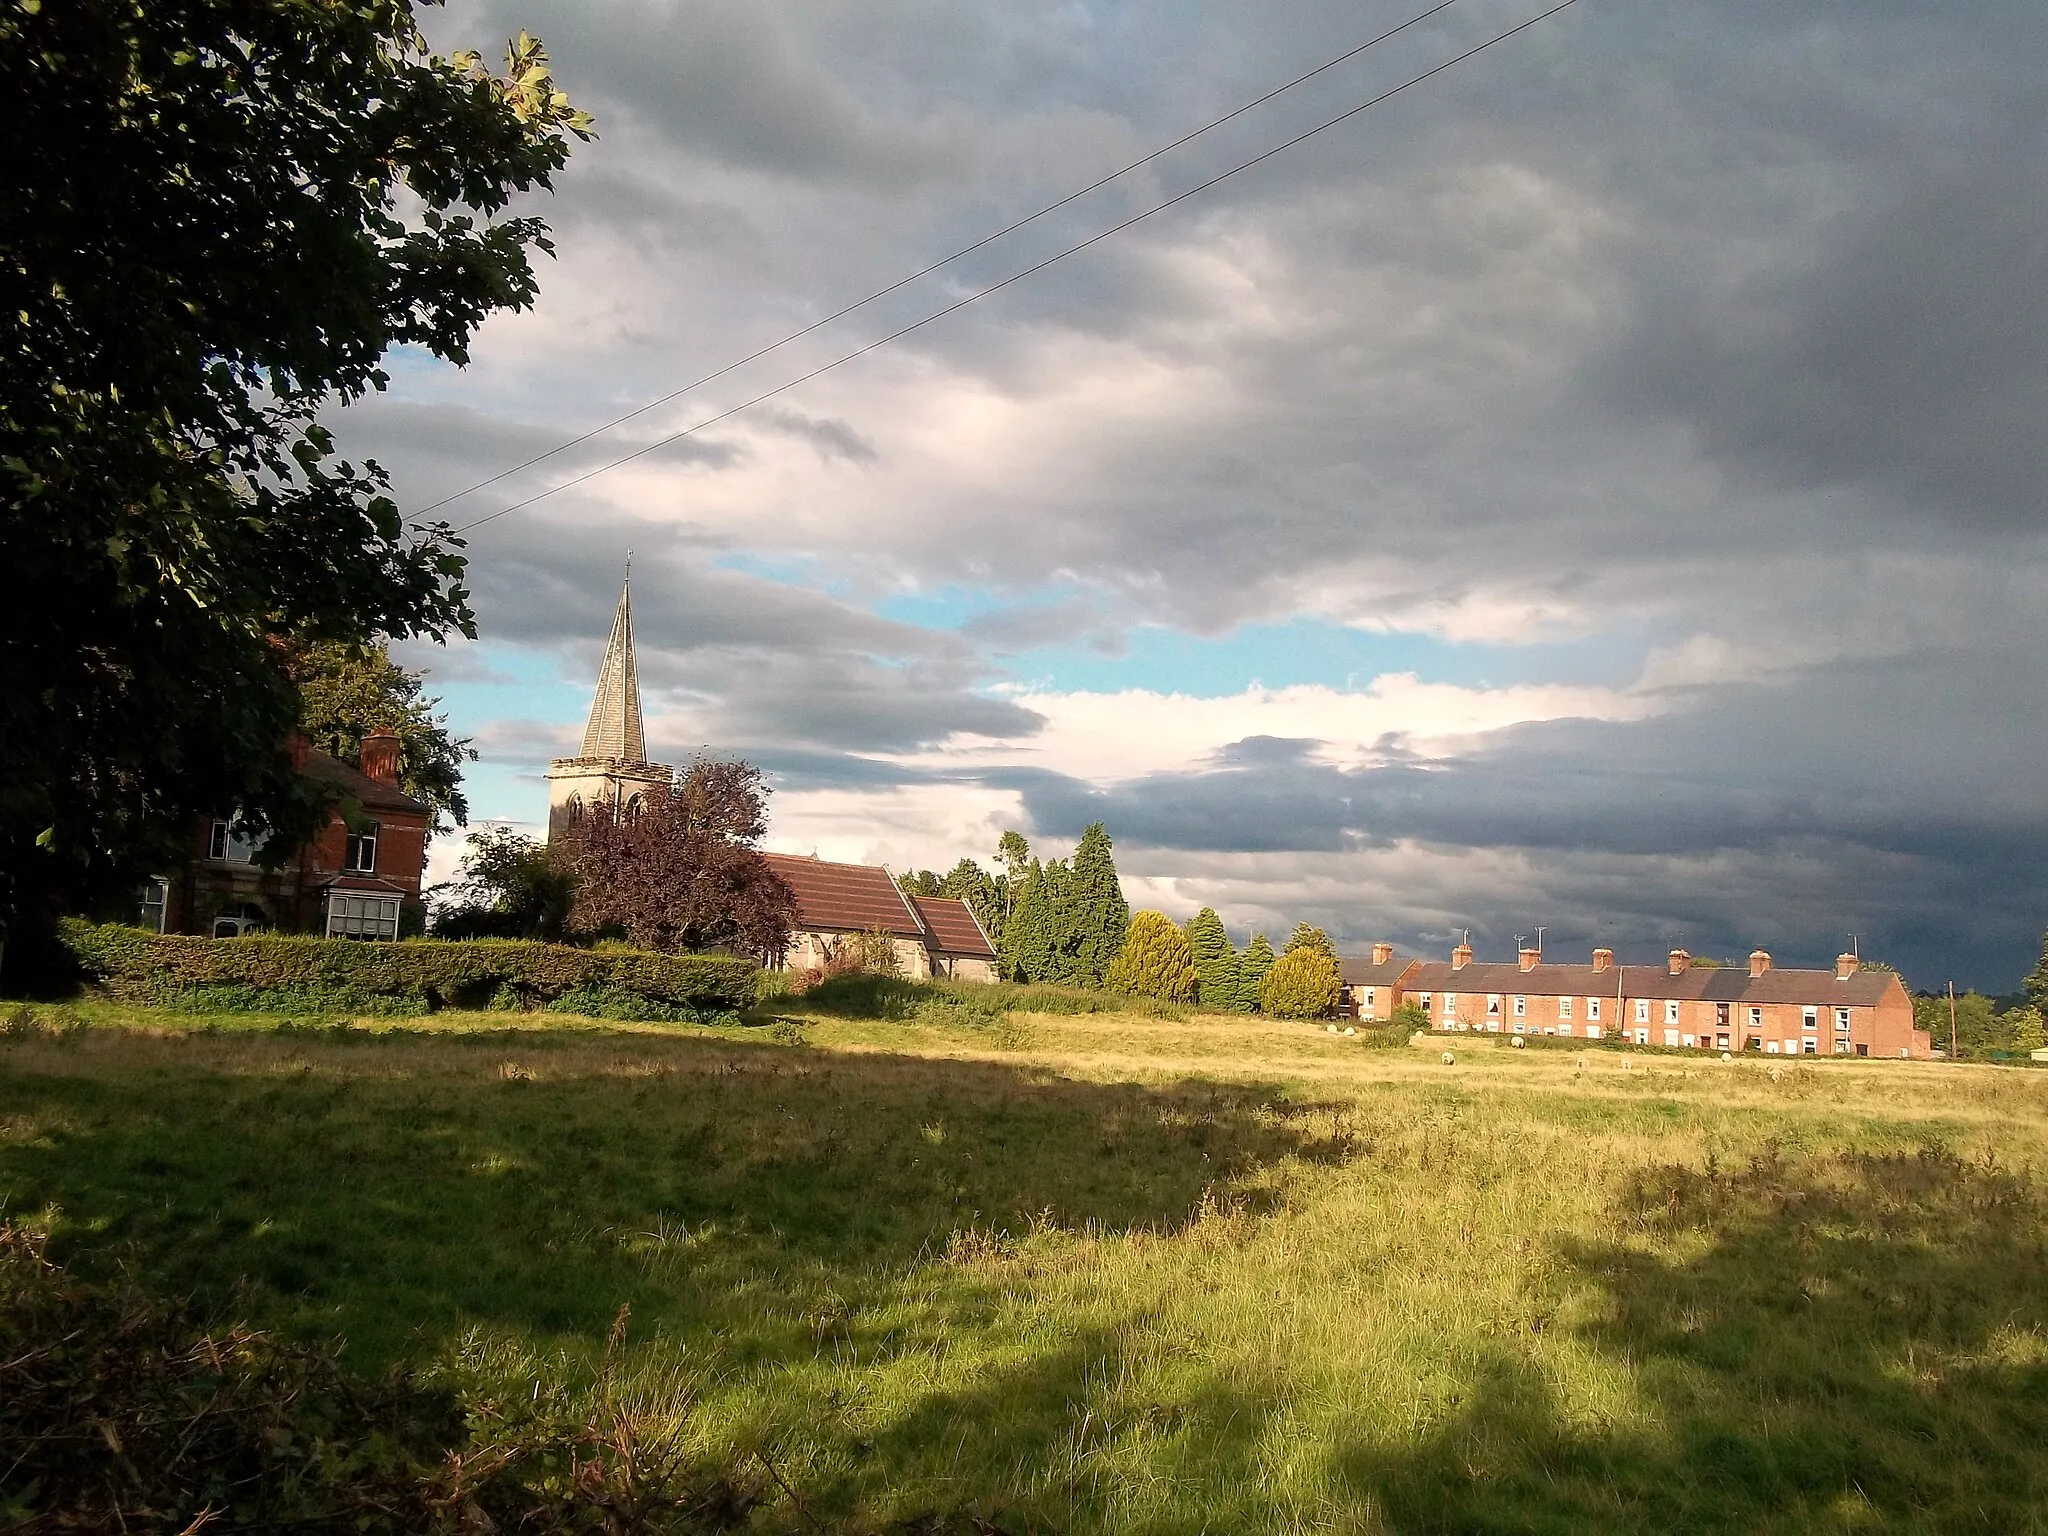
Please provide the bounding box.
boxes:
[1836,952,1859,980]
[1371,942,1394,967]
[1749,949,1772,978]
[1451,943,1472,971]
[1518,946,1540,972]
[1592,947,1613,973]
[1668,948,1690,976]
[360,731,401,786]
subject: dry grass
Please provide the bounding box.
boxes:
[5,1000,2048,1532]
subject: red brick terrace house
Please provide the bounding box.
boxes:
[1339,943,1423,1020]
[761,852,999,981]
[1390,940,1928,1058]
[142,732,432,940]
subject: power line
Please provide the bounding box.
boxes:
[452,0,1580,536]
[417,0,1466,518]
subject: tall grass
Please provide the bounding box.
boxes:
[4,1007,2046,1531]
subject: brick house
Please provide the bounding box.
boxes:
[761,852,999,982]
[1388,940,1928,1057]
[144,731,432,940]
[1339,943,1423,1020]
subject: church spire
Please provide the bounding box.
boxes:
[579,558,646,762]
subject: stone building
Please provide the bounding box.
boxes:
[546,567,672,840]
[762,852,999,982]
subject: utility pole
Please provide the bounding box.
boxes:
[1948,980,1959,1060]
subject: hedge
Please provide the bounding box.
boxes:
[58,922,759,1022]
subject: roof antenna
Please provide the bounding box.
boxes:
[1850,933,1860,959]
[1535,925,1547,951]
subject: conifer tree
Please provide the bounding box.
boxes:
[1002,857,1057,982]
[2028,928,2048,1015]
[1106,910,1199,1001]
[1185,907,1246,1012]
[1261,945,1343,1019]
[1239,933,1276,1011]
[1065,822,1130,988]
[1285,922,1337,959]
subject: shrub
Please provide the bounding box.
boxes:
[782,972,1189,1024]
[1391,1000,1430,1031]
[1260,946,1343,1019]
[823,925,904,978]
[58,921,758,1022]
[1105,910,1199,1002]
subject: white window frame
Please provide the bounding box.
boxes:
[325,892,401,941]
[1803,1006,1819,1032]
[1585,1023,1603,1041]
[1634,997,1651,1025]
[1558,996,1573,1019]
[1835,1007,1852,1033]
[139,877,170,933]
[1362,987,1375,1011]
[1513,995,1527,1017]
[1748,1006,1764,1030]
[1588,997,1602,1022]
[1443,991,1459,1020]
[1419,993,1433,1015]
[343,822,380,874]
[208,819,260,864]
[1665,999,1681,1025]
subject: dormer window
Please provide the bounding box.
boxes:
[344,823,379,874]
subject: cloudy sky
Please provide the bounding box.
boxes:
[342,0,2048,989]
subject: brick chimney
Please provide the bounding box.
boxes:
[1668,948,1690,976]
[1836,952,1859,980]
[1749,949,1772,978]
[1451,942,1472,971]
[1371,942,1394,967]
[287,732,310,772]
[360,731,401,785]
[1591,947,1613,973]
[1518,943,1540,972]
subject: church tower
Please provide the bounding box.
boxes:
[546,563,673,841]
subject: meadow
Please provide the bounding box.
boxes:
[5,994,2048,1533]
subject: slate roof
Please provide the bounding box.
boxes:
[1403,958,1899,1007]
[910,896,997,960]
[302,749,430,817]
[760,853,925,938]
[1339,952,1419,986]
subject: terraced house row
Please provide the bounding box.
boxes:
[1339,941,1931,1058]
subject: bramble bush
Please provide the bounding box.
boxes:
[58,922,757,1022]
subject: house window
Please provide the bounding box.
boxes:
[1663,1029,1681,1047]
[1443,992,1458,1020]
[1362,988,1375,1012]
[1588,997,1602,1022]
[1585,1023,1603,1041]
[1716,1033,1730,1050]
[1513,995,1527,1017]
[1634,998,1650,1025]
[1747,1006,1763,1030]
[1665,1000,1681,1025]
[1835,1008,1852,1033]
[1487,994,1502,1016]
[208,819,260,863]
[138,878,169,934]
[1418,993,1433,1015]
[1716,1002,1731,1027]
[1559,996,1573,1019]
[344,823,380,874]
[1556,1022,1573,1038]
[1802,1006,1819,1031]
[1802,1038,1818,1054]
[325,892,401,941]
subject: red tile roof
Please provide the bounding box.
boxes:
[302,749,430,817]
[760,852,924,937]
[1402,959,1900,1007]
[910,896,997,960]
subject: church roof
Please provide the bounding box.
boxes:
[579,569,647,762]
[910,896,998,960]
[761,852,925,938]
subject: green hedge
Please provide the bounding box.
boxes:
[58,922,759,1023]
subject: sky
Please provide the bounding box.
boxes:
[335,0,2048,990]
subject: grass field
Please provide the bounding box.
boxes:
[5,996,2048,1532]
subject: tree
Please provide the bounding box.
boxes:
[430,826,574,940]
[937,858,1004,948]
[0,3,590,946]
[287,640,474,833]
[1239,934,1276,1012]
[1106,911,1199,1002]
[2028,930,2048,1016]
[1185,908,1246,1012]
[1285,923,1337,960]
[2007,1005,2047,1055]
[1064,822,1130,988]
[560,760,797,959]
[1002,857,1060,983]
[894,869,942,898]
[1261,946,1343,1019]
[1914,990,2002,1059]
